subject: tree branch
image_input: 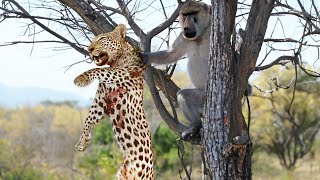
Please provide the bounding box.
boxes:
[239,0,275,93]
[116,0,146,39]
[147,2,183,38]
[255,55,297,71]
[4,0,88,55]
[58,0,114,35]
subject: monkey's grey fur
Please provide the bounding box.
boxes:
[142,1,211,137]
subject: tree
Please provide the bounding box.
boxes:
[0,104,83,179]
[201,0,274,179]
[250,66,320,170]
[1,0,320,179]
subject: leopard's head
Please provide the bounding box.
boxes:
[88,24,128,67]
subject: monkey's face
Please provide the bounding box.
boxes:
[179,2,211,40]
[179,12,198,39]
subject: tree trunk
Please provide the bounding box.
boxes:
[202,0,275,179]
[201,0,250,179]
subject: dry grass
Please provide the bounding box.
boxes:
[253,147,320,180]
[156,142,320,180]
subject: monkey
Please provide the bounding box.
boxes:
[141,1,212,138]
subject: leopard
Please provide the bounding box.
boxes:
[74,24,154,180]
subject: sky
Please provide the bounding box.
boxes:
[0,0,319,101]
[0,25,97,99]
[0,0,182,100]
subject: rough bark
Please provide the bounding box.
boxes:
[202,0,275,179]
[202,0,233,178]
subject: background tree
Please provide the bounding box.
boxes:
[0,104,84,179]
[1,0,320,179]
[250,66,320,170]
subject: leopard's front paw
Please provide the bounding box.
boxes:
[74,74,91,87]
[75,133,92,151]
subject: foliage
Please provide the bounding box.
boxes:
[92,118,114,147]
[77,117,200,178]
[0,87,193,179]
[153,124,180,174]
[0,139,45,180]
[249,65,320,169]
[76,147,120,180]
[1,0,320,178]
[77,118,185,178]
[76,119,122,180]
[252,147,320,180]
[0,73,319,178]
[0,103,84,179]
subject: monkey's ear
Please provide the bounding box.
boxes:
[115,24,126,39]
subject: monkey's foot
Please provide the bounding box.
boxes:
[232,134,250,145]
[181,123,201,140]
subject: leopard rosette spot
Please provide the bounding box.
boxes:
[74,24,154,179]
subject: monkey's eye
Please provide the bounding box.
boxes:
[194,17,197,23]
[182,11,198,16]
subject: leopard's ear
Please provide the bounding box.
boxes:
[115,24,126,39]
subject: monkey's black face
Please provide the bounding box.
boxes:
[183,27,197,39]
[180,11,201,40]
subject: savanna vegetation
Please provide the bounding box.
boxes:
[0,69,319,180]
[1,0,320,179]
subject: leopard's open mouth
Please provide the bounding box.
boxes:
[93,53,108,66]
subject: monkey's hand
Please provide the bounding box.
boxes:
[139,52,149,65]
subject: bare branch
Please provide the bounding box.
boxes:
[239,0,275,93]
[0,40,71,46]
[147,2,183,38]
[3,0,88,55]
[255,55,297,71]
[58,0,114,35]
[116,0,146,39]
[158,70,178,120]
[88,0,124,16]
